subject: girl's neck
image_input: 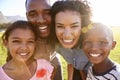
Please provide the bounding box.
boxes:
[93,58,114,75]
[3,58,37,80]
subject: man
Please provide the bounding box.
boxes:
[25,0,62,80]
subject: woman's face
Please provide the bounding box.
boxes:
[55,11,82,48]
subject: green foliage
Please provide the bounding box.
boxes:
[109,27,120,63]
[0,23,11,29]
[0,32,7,65]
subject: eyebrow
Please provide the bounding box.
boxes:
[11,37,34,40]
[56,22,80,25]
[28,10,36,14]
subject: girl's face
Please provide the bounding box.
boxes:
[55,11,82,48]
[5,28,36,62]
[82,27,116,64]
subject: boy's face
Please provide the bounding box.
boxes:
[82,26,116,64]
[5,28,36,62]
[26,0,51,38]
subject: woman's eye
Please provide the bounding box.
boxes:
[72,25,78,28]
[56,25,63,28]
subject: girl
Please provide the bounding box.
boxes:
[0,20,53,80]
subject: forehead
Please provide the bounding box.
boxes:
[84,25,113,40]
[10,28,33,36]
[26,0,50,12]
[55,11,81,22]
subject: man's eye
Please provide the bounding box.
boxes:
[44,10,50,15]
[29,13,37,17]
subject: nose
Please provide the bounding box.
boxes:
[91,43,99,51]
[36,14,46,24]
[63,28,73,39]
[20,43,28,51]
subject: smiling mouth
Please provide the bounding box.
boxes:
[63,39,73,43]
[39,26,47,30]
[90,53,101,57]
[19,52,28,56]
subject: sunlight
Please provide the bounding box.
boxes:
[90,0,120,26]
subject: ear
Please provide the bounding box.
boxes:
[26,12,29,20]
[111,41,116,50]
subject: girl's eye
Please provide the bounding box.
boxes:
[12,40,20,43]
[28,40,35,43]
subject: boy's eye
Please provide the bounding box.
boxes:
[83,41,92,46]
[99,41,108,46]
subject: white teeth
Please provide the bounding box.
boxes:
[19,53,28,56]
[39,26,47,30]
[90,53,100,57]
[63,39,73,43]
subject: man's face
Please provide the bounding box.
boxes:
[26,0,51,38]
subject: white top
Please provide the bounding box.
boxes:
[86,63,120,80]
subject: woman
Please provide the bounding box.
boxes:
[51,0,92,80]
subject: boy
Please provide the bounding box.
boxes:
[82,23,120,80]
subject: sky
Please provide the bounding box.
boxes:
[0,0,120,26]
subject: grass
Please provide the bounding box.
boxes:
[0,31,7,65]
[0,27,120,80]
[109,27,120,63]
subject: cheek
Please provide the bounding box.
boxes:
[56,29,63,37]
[45,16,51,24]
[29,44,35,51]
[82,45,89,53]
[28,18,36,24]
[73,29,81,37]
